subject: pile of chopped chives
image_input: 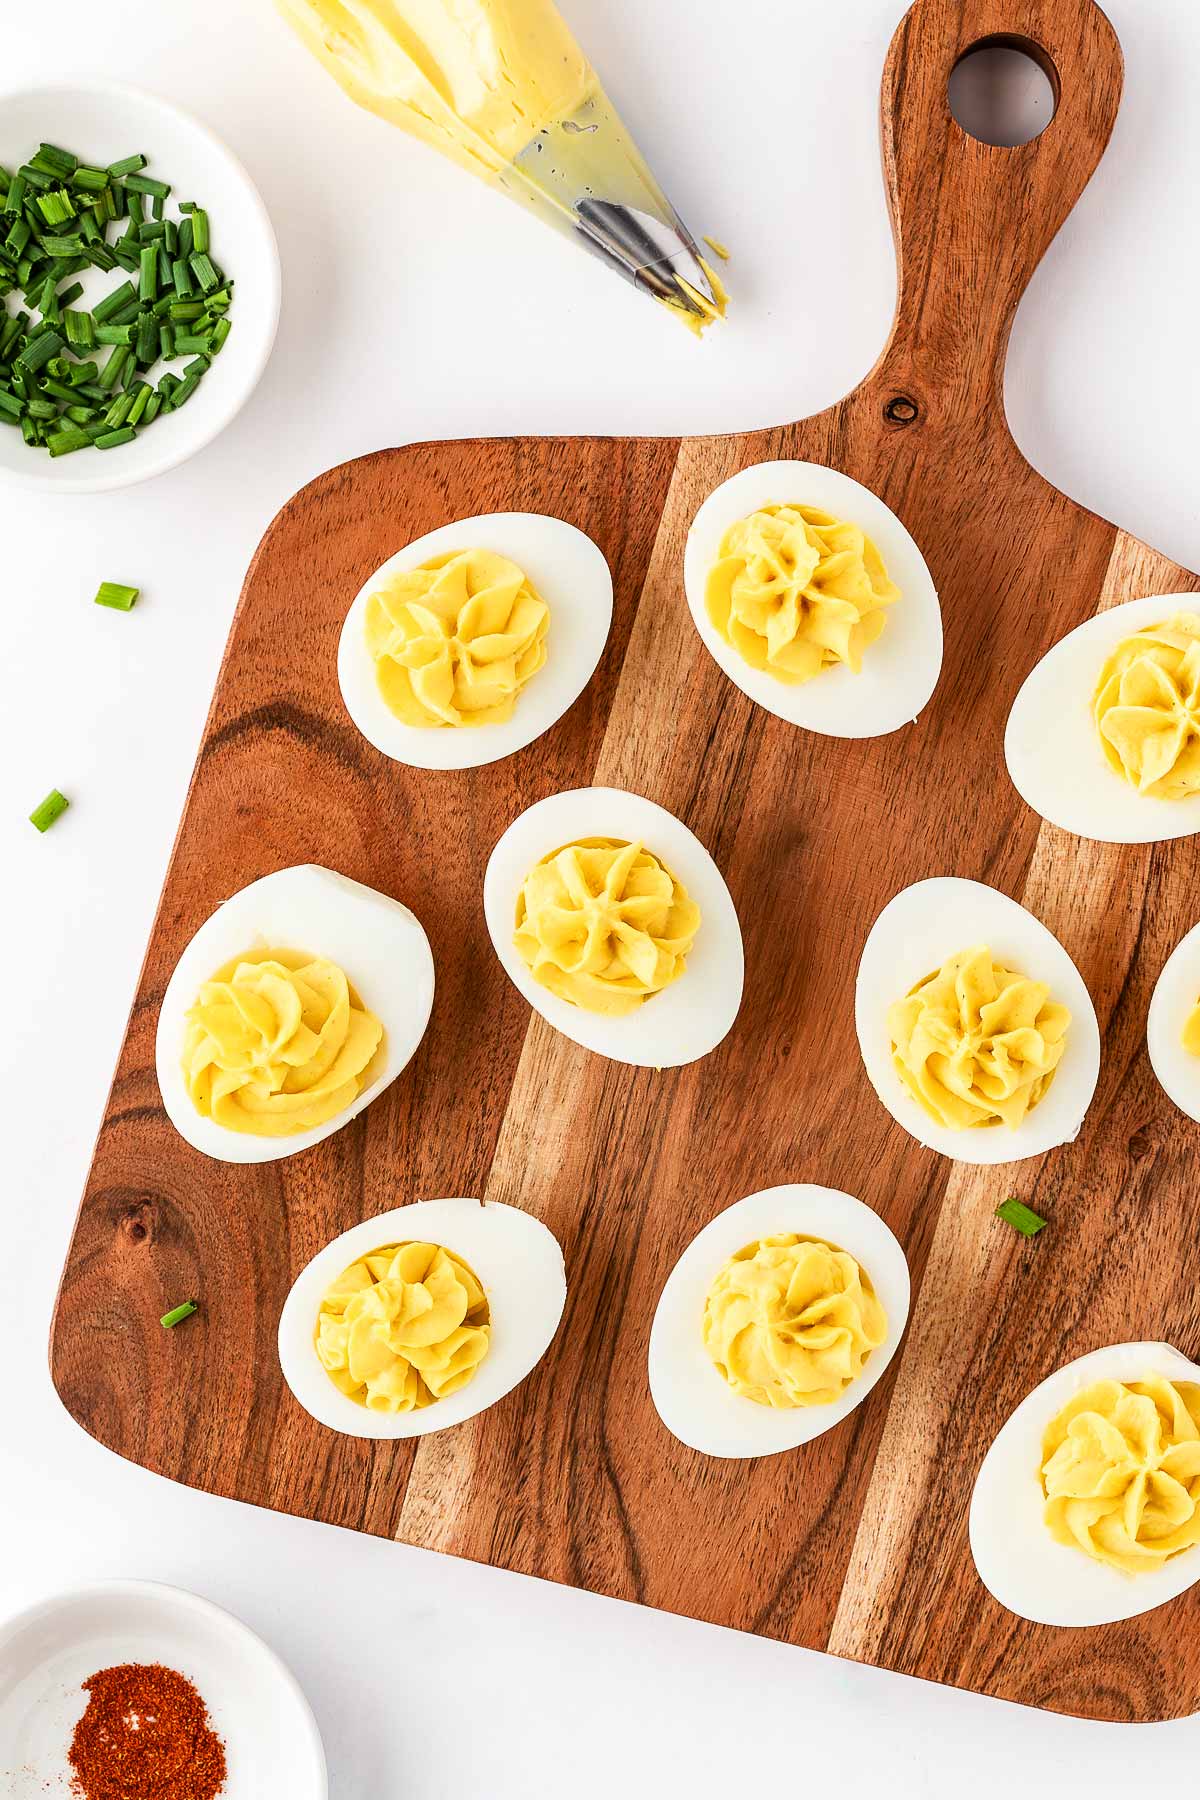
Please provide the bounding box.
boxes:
[0,143,233,457]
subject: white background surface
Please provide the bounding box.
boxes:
[3,0,1199,1792]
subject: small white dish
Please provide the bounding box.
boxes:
[155,865,434,1165]
[855,876,1101,1165]
[1147,916,1200,1124]
[0,83,280,494]
[648,1184,910,1459]
[0,1580,326,1798]
[969,1341,1200,1627]
[278,1198,567,1440]
[483,786,744,1068]
[683,459,943,737]
[1004,593,1200,843]
[338,512,613,770]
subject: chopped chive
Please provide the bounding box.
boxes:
[142,390,162,424]
[158,322,174,360]
[29,788,69,830]
[95,323,135,346]
[160,1300,198,1329]
[15,330,62,373]
[173,333,210,354]
[137,243,157,302]
[124,173,170,200]
[0,389,22,418]
[94,425,136,448]
[33,143,77,178]
[47,425,91,455]
[94,579,140,611]
[92,279,136,323]
[63,309,96,352]
[170,256,193,299]
[209,316,231,354]
[190,207,209,254]
[995,1197,1047,1238]
[135,310,158,365]
[188,250,217,292]
[70,165,110,193]
[106,153,147,178]
[98,344,133,389]
[35,233,83,257]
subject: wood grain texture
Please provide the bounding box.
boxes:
[51,0,1200,1720]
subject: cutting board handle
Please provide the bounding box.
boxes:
[873,0,1123,427]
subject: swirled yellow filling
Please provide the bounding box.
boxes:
[705,503,899,685]
[316,1241,491,1412]
[514,837,700,1016]
[183,947,383,1137]
[1042,1377,1200,1574]
[1094,613,1200,799]
[367,547,549,728]
[888,946,1069,1131]
[703,1235,886,1408]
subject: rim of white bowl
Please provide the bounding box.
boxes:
[0,81,280,494]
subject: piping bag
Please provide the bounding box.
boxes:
[276,0,729,334]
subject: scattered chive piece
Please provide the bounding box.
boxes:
[160,1300,198,1329]
[124,172,170,199]
[995,1197,1047,1238]
[95,424,136,448]
[94,579,139,612]
[29,788,69,831]
[107,153,147,178]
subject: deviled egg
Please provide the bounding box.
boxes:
[156,864,434,1164]
[483,786,744,1067]
[338,511,613,771]
[683,459,942,737]
[277,1197,566,1440]
[1005,593,1200,843]
[969,1341,1200,1626]
[855,877,1100,1164]
[648,1184,910,1458]
[1147,915,1200,1123]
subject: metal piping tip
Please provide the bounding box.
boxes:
[575,200,717,315]
[506,84,729,332]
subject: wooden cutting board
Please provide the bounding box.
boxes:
[51,0,1200,1722]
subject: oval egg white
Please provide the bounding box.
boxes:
[969,1340,1200,1627]
[1147,916,1200,1123]
[483,786,744,1068]
[855,876,1100,1165]
[647,1184,910,1459]
[277,1197,567,1440]
[155,864,435,1165]
[683,459,942,737]
[1004,592,1200,843]
[337,511,613,770]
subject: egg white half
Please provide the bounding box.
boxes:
[683,459,943,737]
[1004,592,1200,844]
[855,877,1101,1165]
[337,511,613,771]
[969,1341,1200,1627]
[155,864,435,1165]
[483,786,744,1068]
[647,1184,910,1459]
[277,1197,567,1440]
[1147,916,1200,1124]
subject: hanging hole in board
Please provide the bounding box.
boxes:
[949,37,1059,148]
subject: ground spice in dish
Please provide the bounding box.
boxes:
[67,1662,226,1800]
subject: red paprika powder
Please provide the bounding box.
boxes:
[67,1662,227,1800]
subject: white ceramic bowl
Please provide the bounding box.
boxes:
[0,83,280,493]
[0,1580,326,1797]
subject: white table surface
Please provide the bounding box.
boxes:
[4,0,1199,1792]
